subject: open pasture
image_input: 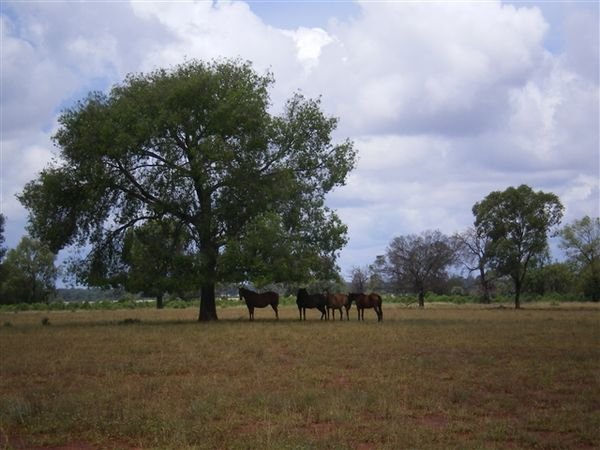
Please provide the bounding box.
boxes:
[1,304,599,449]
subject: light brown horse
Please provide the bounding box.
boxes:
[239,287,279,321]
[348,293,383,321]
[326,293,350,320]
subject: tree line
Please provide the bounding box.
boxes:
[350,206,599,308]
[4,59,599,312]
[1,208,598,308]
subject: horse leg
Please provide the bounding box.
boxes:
[249,306,254,321]
[273,304,279,320]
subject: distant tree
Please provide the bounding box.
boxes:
[368,255,387,292]
[384,230,456,307]
[0,214,6,262]
[0,214,6,287]
[18,59,356,321]
[559,216,600,301]
[349,266,369,292]
[454,227,495,303]
[0,236,57,304]
[524,261,575,297]
[473,185,564,309]
[122,220,198,308]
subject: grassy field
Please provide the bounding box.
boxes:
[0,303,599,449]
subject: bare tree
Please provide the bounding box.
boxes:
[384,230,456,307]
[454,227,495,303]
[349,266,369,292]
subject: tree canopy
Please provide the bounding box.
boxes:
[19,59,356,320]
[473,184,564,308]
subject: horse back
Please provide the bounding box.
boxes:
[297,289,326,308]
[241,289,278,307]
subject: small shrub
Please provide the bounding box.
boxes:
[41,317,51,326]
[119,318,142,325]
[1,397,32,424]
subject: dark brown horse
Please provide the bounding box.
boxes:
[348,293,383,321]
[296,288,327,320]
[239,287,279,321]
[326,293,350,320]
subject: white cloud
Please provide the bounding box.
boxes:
[1,0,598,276]
[282,27,334,73]
[308,1,549,136]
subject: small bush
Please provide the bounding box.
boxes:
[119,318,142,325]
[0,397,32,425]
[41,317,50,326]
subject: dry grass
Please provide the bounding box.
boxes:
[1,303,599,449]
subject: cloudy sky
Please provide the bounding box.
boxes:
[1,0,599,279]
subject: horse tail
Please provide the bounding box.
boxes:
[376,294,383,321]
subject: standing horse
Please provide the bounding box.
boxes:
[239,287,279,321]
[326,293,350,320]
[348,293,383,321]
[296,288,327,320]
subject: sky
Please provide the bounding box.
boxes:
[1,0,599,281]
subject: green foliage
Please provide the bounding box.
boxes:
[121,220,198,307]
[524,262,576,296]
[0,236,57,304]
[19,59,356,320]
[473,184,564,308]
[560,216,600,301]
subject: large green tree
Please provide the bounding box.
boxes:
[559,216,600,301]
[473,184,564,309]
[19,59,356,320]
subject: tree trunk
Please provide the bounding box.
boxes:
[198,284,218,321]
[514,280,521,309]
[156,292,164,309]
[418,289,425,308]
[479,267,491,304]
[196,190,219,322]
